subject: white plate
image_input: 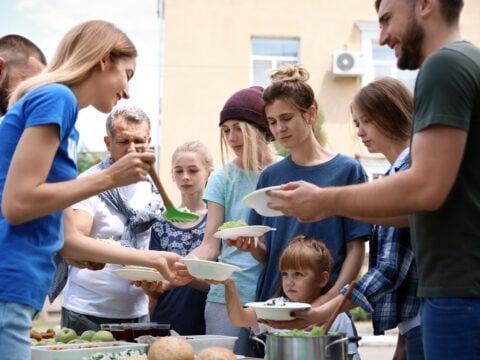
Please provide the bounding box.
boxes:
[213,225,276,239]
[112,267,164,282]
[245,301,311,321]
[242,185,284,217]
[181,259,240,281]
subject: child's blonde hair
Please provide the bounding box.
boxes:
[172,140,214,172]
[274,235,333,297]
[279,235,333,276]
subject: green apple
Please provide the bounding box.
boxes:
[68,339,88,344]
[35,339,58,346]
[80,330,96,341]
[55,327,78,344]
[91,330,115,342]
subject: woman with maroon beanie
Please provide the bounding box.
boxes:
[188,86,277,356]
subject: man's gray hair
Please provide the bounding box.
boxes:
[106,105,151,137]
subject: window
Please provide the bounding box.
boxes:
[356,21,418,91]
[250,37,300,87]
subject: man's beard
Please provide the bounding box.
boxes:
[0,86,9,117]
[397,16,425,70]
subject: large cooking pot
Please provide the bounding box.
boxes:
[262,332,359,360]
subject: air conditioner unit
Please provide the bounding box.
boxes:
[332,50,365,77]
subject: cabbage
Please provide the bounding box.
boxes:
[217,220,248,231]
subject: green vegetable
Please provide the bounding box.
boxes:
[309,326,325,336]
[277,326,325,337]
[218,220,248,231]
[279,329,307,337]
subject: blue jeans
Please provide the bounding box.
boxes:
[0,301,37,359]
[421,297,480,360]
[404,325,424,360]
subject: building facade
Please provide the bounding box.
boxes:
[158,0,480,200]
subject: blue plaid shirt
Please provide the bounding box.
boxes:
[341,149,420,335]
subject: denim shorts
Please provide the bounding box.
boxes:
[0,301,38,359]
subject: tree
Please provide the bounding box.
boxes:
[77,145,103,174]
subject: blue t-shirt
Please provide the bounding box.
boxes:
[249,154,371,301]
[203,162,264,304]
[0,83,79,310]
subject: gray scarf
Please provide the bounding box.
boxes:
[48,155,161,302]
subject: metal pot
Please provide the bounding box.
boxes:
[262,332,355,360]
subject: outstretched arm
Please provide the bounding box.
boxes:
[189,201,224,261]
[61,208,181,282]
[225,235,267,264]
[268,125,467,222]
[207,277,258,328]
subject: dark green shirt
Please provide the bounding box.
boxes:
[410,41,480,298]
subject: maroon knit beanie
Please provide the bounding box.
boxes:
[219,86,272,140]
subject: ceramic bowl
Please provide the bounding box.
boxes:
[242,185,284,217]
[245,301,311,321]
[181,259,240,281]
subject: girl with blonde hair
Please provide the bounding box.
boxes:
[146,140,214,335]
[208,235,361,360]
[0,20,179,358]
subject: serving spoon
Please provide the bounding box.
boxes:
[135,144,200,222]
[322,280,356,334]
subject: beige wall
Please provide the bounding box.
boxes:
[158,0,480,203]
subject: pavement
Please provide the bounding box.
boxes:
[356,321,397,360]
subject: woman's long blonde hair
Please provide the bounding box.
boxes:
[220,121,275,175]
[9,20,137,106]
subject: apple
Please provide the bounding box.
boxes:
[35,338,58,346]
[80,330,96,341]
[91,330,115,342]
[68,339,88,344]
[55,327,78,344]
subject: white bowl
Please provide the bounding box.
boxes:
[245,301,311,321]
[242,185,284,217]
[213,225,276,239]
[181,259,240,281]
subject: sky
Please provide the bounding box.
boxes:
[1,0,162,151]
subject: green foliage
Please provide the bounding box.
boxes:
[77,145,103,174]
[349,307,371,322]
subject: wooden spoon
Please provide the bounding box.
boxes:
[135,144,199,222]
[322,280,356,334]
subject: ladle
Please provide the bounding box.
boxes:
[135,144,200,222]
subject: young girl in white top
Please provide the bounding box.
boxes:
[209,235,360,360]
